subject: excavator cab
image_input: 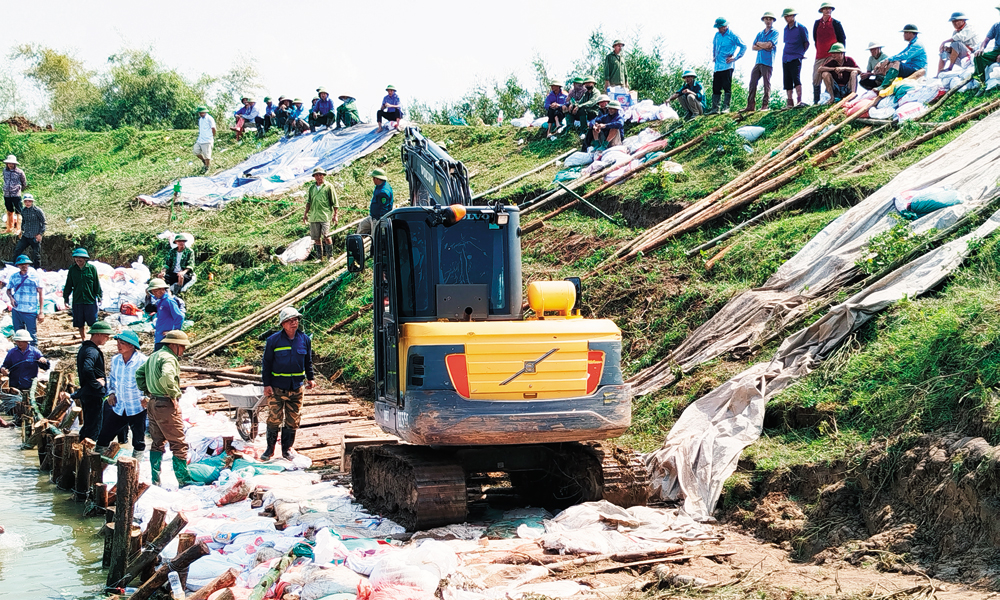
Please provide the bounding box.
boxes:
[345,140,646,531]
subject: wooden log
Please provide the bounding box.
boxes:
[89,451,104,485]
[74,448,93,501]
[145,507,167,543]
[340,437,399,473]
[102,441,121,461]
[42,370,65,418]
[327,304,373,333]
[58,406,82,431]
[94,483,109,508]
[114,511,188,589]
[46,396,70,423]
[210,590,236,600]
[101,523,115,569]
[128,525,142,564]
[176,532,196,588]
[107,457,139,588]
[186,567,239,600]
[585,551,737,574]
[49,434,65,483]
[57,432,79,490]
[129,542,209,600]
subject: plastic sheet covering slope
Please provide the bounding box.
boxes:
[628,109,1000,397]
[137,125,396,209]
[645,201,1000,519]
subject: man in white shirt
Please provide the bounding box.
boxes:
[194,106,216,174]
[938,12,978,75]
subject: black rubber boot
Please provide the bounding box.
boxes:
[281,427,296,460]
[323,243,333,260]
[261,427,278,461]
[308,245,321,261]
[706,94,721,115]
[722,92,732,113]
[813,84,821,104]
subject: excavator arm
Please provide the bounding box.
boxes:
[401,126,472,207]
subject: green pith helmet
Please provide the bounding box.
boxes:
[549,80,563,88]
[583,76,597,85]
[370,168,387,181]
[714,17,729,28]
[89,321,115,335]
[115,330,142,350]
[829,42,846,53]
[385,85,396,91]
[901,24,920,33]
[14,255,31,265]
[146,278,169,292]
[572,76,584,84]
[72,248,90,259]
[762,11,777,20]
[195,105,208,113]
[607,100,622,110]
[948,12,968,21]
[818,2,834,11]
[782,8,797,17]
[682,70,697,78]
[597,94,611,103]
[612,39,624,46]
[162,330,190,346]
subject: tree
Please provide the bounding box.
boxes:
[11,44,97,125]
[211,55,262,124]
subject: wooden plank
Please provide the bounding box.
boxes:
[297,446,342,461]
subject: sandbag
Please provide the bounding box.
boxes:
[893,187,964,219]
[563,152,594,167]
[735,126,765,143]
[300,565,366,600]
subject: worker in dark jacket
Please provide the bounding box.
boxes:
[158,234,196,295]
[336,95,362,128]
[261,306,315,461]
[73,321,113,443]
[583,101,625,151]
[357,169,394,235]
[310,88,335,132]
[1,329,49,393]
[63,248,103,341]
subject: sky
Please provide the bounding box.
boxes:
[4,0,998,122]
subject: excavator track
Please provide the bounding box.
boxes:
[351,445,467,531]
[589,442,652,508]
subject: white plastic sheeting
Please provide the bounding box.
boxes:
[137,125,396,209]
[643,110,1000,519]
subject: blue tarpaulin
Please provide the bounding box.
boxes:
[138,124,397,209]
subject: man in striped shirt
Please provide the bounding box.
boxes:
[96,331,149,459]
[6,255,44,343]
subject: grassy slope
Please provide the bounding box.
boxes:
[3,89,998,490]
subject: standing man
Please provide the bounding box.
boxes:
[3,155,27,235]
[74,321,113,443]
[604,40,629,91]
[1,330,49,395]
[158,234,196,295]
[746,12,780,112]
[358,169,394,235]
[975,8,1000,86]
[12,193,44,265]
[143,278,184,351]
[879,25,928,89]
[782,8,811,108]
[304,167,339,261]
[135,330,191,487]
[96,331,148,459]
[859,42,889,89]
[309,88,335,132]
[938,13,978,75]
[63,248,102,342]
[812,2,846,104]
[261,307,315,461]
[7,255,44,343]
[336,95,362,128]
[667,70,705,120]
[377,85,403,131]
[194,106,216,174]
[708,17,747,114]
[818,43,861,102]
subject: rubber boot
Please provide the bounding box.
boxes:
[722,92,732,113]
[172,456,192,487]
[261,427,278,461]
[323,243,333,260]
[150,451,163,485]
[280,427,296,460]
[706,94,721,115]
[879,68,899,90]
[813,84,821,105]
[132,449,145,464]
[308,244,321,261]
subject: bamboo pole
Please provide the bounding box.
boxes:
[472,149,577,200]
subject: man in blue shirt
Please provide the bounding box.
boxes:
[667,71,705,120]
[261,306,315,460]
[377,85,403,131]
[357,169,394,235]
[707,18,747,114]
[746,12,780,112]
[285,99,309,137]
[878,24,928,88]
[782,8,811,107]
[143,278,184,351]
[6,255,44,343]
[263,97,275,134]
[583,101,625,150]
[1,329,49,394]
[309,88,335,133]
[96,330,148,458]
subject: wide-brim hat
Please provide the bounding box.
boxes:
[14,255,31,265]
[818,2,834,11]
[339,95,351,100]
[901,24,920,33]
[89,321,115,335]
[293,98,303,104]
[612,39,624,46]
[22,193,33,202]
[161,330,190,346]
[195,105,208,113]
[949,12,968,21]
[867,41,883,50]
[312,167,327,176]
[782,8,797,17]
[173,232,194,247]
[682,70,697,78]
[762,11,777,20]
[317,87,328,94]
[583,76,598,85]
[147,277,169,292]
[607,101,622,109]
[714,17,729,28]
[385,85,396,91]
[370,168,388,180]
[549,80,563,88]
[829,42,846,53]
[571,76,585,84]
[12,330,32,342]
[597,94,611,103]
[114,330,142,350]
[3,155,17,165]
[72,248,90,259]
[278,306,302,325]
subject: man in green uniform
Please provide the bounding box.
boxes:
[564,77,600,134]
[357,169,394,235]
[304,167,339,260]
[604,39,629,90]
[63,248,102,342]
[135,330,191,487]
[336,95,362,128]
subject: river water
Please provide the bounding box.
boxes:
[0,428,106,599]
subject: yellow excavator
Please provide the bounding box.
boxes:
[344,127,646,530]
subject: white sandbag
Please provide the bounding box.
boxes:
[735,126,765,143]
[895,102,930,122]
[597,149,631,166]
[899,82,942,106]
[300,565,366,600]
[563,152,594,167]
[278,236,314,265]
[868,105,896,119]
[314,528,351,564]
[530,117,548,127]
[369,556,439,593]
[656,105,680,121]
[509,110,535,128]
[187,554,243,589]
[211,517,276,543]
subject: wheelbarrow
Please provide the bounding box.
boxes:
[220,385,267,442]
